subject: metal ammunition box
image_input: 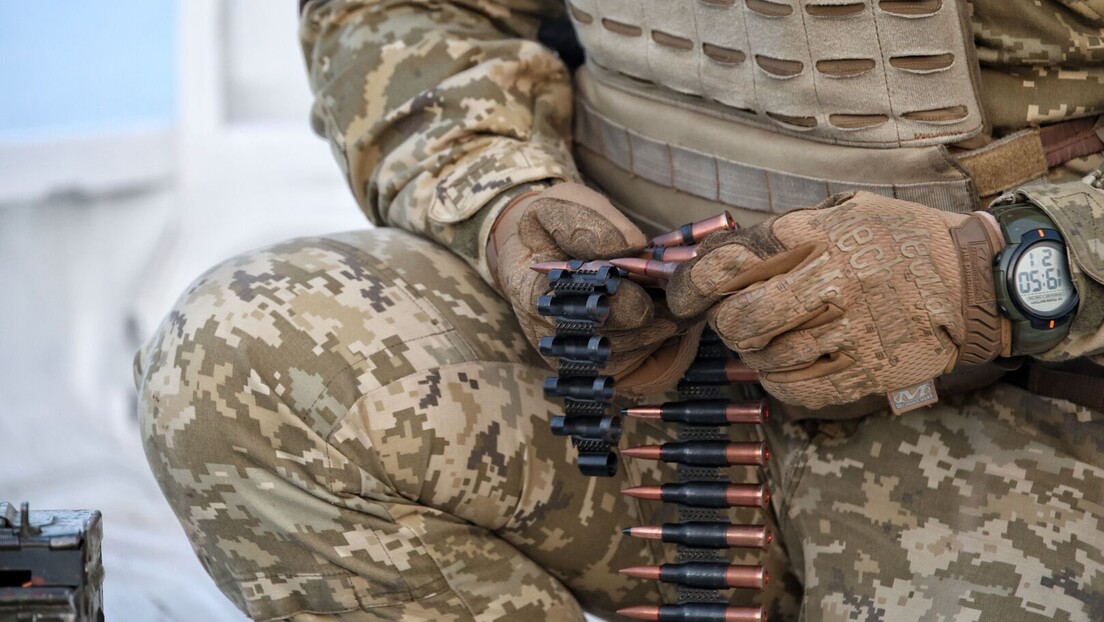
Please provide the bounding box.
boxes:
[0,502,103,622]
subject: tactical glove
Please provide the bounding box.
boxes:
[490,183,700,393]
[666,192,1010,411]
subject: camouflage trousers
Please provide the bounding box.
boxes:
[134,228,1104,621]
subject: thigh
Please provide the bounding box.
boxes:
[353,230,800,619]
[765,383,1104,622]
[136,229,679,620]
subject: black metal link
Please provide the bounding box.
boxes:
[553,318,602,335]
[548,264,622,294]
[541,265,624,477]
[557,360,600,376]
[564,400,609,417]
[675,330,735,606]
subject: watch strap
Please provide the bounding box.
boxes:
[950,214,1011,367]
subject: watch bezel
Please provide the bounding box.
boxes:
[1003,228,1080,325]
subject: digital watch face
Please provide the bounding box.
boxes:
[1012,240,1075,316]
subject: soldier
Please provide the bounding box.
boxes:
[134,0,1104,620]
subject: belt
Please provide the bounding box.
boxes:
[1018,360,1104,413]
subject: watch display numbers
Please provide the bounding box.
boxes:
[1014,241,1073,315]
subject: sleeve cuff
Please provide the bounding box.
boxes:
[426,138,580,288]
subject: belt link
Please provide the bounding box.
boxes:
[539,261,622,477]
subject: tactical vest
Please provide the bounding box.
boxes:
[565,0,1104,235]
[562,0,1104,412]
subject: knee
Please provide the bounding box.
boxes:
[138,230,521,432]
[133,229,540,617]
[135,229,540,504]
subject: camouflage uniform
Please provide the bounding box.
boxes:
[135,0,1104,620]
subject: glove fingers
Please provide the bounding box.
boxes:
[602,317,681,352]
[667,228,822,318]
[601,335,680,377]
[757,353,858,410]
[615,320,706,396]
[667,239,760,318]
[603,280,655,330]
[707,263,841,352]
[526,193,647,259]
[736,316,845,371]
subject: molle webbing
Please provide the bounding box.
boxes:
[576,97,981,215]
[566,0,986,147]
[575,74,1104,216]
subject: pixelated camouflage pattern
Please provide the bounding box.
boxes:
[300,0,1104,354]
[971,0,1104,134]
[136,1,1104,618]
[765,384,1104,621]
[134,229,796,620]
[300,0,579,285]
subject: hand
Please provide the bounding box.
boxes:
[666,192,1010,411]
[490,183,700,393]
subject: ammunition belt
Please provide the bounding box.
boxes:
[540,215,773,621]
[665,331,765,608]
[539,261,624,477]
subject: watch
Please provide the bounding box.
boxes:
[988,202,1079,355]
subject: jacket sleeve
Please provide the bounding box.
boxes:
[300,0,580,284]
[996,181,1104,364]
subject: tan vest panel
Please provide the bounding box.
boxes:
[567,0,987,148]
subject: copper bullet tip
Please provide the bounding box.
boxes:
[624,525,663,540]
[622,406,663,419]
[619,566,662,580]
[621,486,663,501]
[621,445,662,460]
[529,260,568,274]
[609,257,646,272]
[617,606,660,621]
[609,258,679,279]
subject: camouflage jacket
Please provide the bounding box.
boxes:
[299,0,1104,363]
